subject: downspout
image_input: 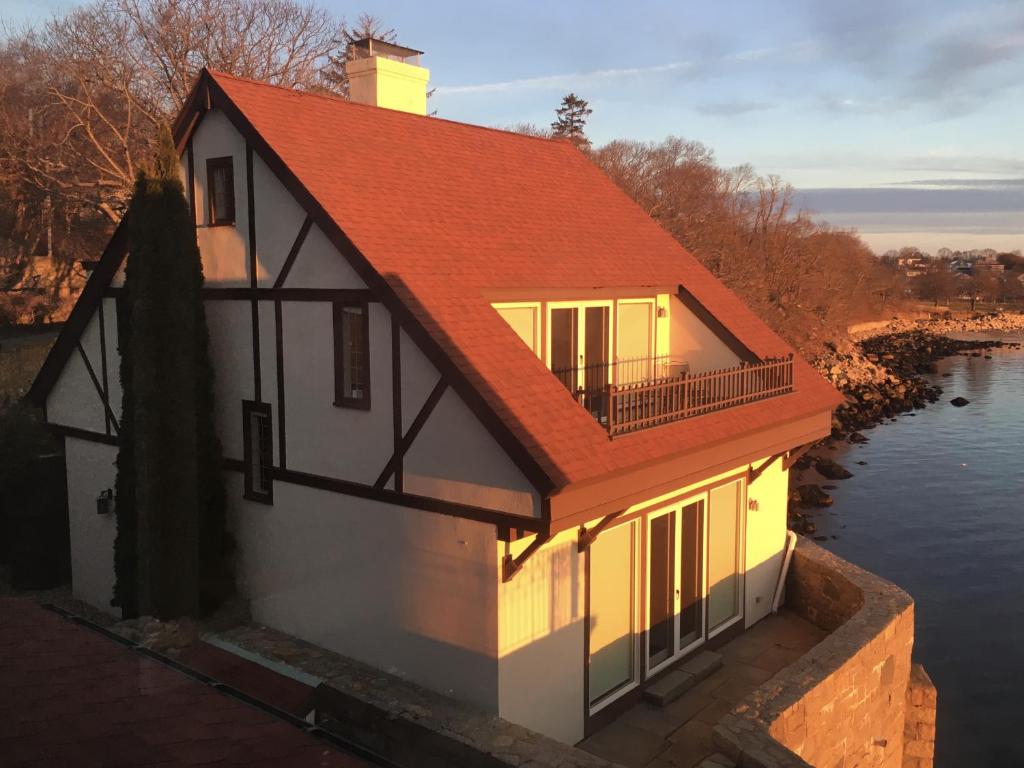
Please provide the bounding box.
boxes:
[771,530,797,613]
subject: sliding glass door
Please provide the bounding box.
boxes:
[644,483,743,676]
[587,480,745,716]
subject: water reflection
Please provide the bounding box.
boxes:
[814,334,1024,768]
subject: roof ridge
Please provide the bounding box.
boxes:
[205,69,578,150]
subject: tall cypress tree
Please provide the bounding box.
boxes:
[112,126,230,619]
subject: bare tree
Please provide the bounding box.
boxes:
[320,13,396,98]
[0,0,352,230]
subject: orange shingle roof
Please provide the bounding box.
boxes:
[208,71,842,492]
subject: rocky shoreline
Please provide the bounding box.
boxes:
[789,311,1024,535]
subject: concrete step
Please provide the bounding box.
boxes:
[678,650,723,683]
[643,669,696,706]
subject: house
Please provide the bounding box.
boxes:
[949,258,973,275]
[28,40,842,746]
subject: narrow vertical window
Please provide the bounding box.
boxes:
[206,157,235,226]
[333,301,371,408]
[243,401,272,503]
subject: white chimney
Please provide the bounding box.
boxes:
[347,38,430,116]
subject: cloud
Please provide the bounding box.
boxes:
[797,185,1024,214]
[697,100,772,116]
[885,178,1024,190]
[435,61,694,96]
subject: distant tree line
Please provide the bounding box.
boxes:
[884,246,1024,309]
[525,95,904,351]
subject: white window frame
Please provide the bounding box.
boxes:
[545,300,614,391]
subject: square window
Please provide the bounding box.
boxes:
[206,157,235,226]
[242,401,272,503]
[333,301,370,408]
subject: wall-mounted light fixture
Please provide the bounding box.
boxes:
[656,306,667,318]
[747,498,760,512]
[96,489,115,516]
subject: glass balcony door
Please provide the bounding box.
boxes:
[548,303,611,420]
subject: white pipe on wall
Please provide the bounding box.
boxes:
[771,530,798,613]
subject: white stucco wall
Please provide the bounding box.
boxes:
[498,527,585,744]
[47,311,106,433]
[191,109,249,286]
[231,474,500,708]
[404,387,541,517]
[668,295,741,373]
[279,300,394,482]
[65,437,120,616]
[279,224,368,289]
[252,153,305,286]
[204,300,255,461]
[744,458,789,627]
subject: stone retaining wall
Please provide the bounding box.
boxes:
[902,664,937,768]
[314,675,621,768]
[714,537,927,768]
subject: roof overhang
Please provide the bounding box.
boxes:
[546,405,832,533]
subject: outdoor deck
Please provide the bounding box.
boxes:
[578,610,826,768]
[555,355,795,435]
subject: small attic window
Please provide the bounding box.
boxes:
[206,157,235,226]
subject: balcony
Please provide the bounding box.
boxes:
[553,354,795,436]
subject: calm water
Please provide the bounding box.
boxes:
[813,334,1024,767]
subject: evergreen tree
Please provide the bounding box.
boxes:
[112,126,229,619]
[551,93,593,148]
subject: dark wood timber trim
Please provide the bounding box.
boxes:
[274,299,287,469]
[675,283,759,365]
[108,287,377,303]
[746,450,786,485]
[49,423,119,446]
[501,531,552,582]
[782,441,816,471]
[391,315,403,492]
[220,459,547,533]
[184,70,556,497]
[332,299,371,410]
[76,342,119,434]
[97,300,110,435]
[577,511,624,553]
[186,141,196,225]
[273,215,313,289]
[242,400,273,504]
[246,142,261,403]
[206,156,236,226]
[374,376,447,490]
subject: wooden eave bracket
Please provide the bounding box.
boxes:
[746,450,787,485]
[577,512,625,553]
[782,441,817,472]
[502,531,551,583]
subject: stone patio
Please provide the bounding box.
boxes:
[578,610,826,768]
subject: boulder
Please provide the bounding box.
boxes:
[950,397,970,407]
[815,457,854,480]
[796,484,833,508]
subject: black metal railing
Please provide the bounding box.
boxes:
[552,354,795,435]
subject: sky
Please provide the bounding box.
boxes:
[4,0,1023,253]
